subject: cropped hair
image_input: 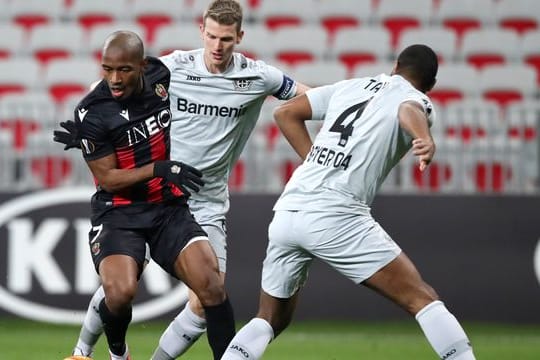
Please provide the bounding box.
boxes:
[396,44,438,93]
[204,0,243,32]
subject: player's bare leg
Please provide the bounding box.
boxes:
[173,240,235,360]
[364,252,476,360]
[220,290,300,360]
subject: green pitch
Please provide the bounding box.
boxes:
[0,318,538,359]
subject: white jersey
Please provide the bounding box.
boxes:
[160,49,296,221]
[274,74,435,214]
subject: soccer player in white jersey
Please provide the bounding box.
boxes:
[60,1,309,359]
[220,44,477,360]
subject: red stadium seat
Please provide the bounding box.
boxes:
[520,30,540,85]
[329,27,392,76]
[151,25,203,56]
[460,29,520,70]
[287,61,348,87]
[268,26,328,67]
[8,0,65,31]
[256,0,315,30]
[0,25,25,59]
[27,23,85,65]
[43,59,101,104]
[434,0,495,43]
[67,0,127,31]
[0,59,40,97]
[131,0,185,44]
[397,27,458,64]
[315,0,371,41]
[478,64,537,108]
[494,0,540,35]
[374,0,433,49]
[429,64,479,107]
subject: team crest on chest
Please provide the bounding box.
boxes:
[154,83,169,101]
[233,78,253,91]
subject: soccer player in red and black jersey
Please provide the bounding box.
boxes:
[71,31,235,360]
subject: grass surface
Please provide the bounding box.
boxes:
[0,318,538,359]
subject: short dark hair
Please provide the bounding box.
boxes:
[204,0,243,32]
[395,44,438,93]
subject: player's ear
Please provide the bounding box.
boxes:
[236,29,244,44]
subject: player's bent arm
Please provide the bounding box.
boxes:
[398,101,435,171]
[293,81,311,97]
[86,153,155,193]
[273,94,313,160]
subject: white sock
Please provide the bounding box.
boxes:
[73,286,105,356]
[221,318,274,360]
[109,343,130,360]
[416,301,476,360]
[151,303,207,359]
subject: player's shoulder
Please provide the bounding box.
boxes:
[75,82,116,122]
[231,52,278,75]
[159,49,201,71]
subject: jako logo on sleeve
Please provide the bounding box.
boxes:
[0,187,188,324]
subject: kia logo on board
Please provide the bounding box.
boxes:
[0,187,188,324]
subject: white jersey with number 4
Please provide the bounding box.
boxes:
[160,49,296,220]
[274,74,435,214]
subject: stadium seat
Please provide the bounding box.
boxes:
[7,0,65,31]
[256,0,316,30]
[397,27,458,64]
[520,30,540,85]
[67,0,128,31]
[494,0,540,35]
[459,28,520,70]
[351,61,395,79]
[237,24,275,60]
[130,0,186,44]
[505,100,539,192]
[0,24,26,59]
[287,61,348,87]
[151,24,203,56]
[429,63,479,107]
[434,0,495,43]
[373,0,433,49]
[43,59,101,104]
[0,59,41,97]
[86,22,147,61]
[0,92,56,151]
[329,27,392,76]
[315,0,371,41]
[26,23,85,65]
[478,64,537,108]
[267,26,328,67]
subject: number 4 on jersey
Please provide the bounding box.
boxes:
[329,98,371,147]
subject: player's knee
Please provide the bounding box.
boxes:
[102,279,137,311]
[193,279,226,306]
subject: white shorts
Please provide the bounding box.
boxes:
[261,210,402,298]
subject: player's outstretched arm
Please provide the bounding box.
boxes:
[398,101,435,172]
[273,94,313,160]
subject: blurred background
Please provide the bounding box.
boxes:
[0,0,539,331]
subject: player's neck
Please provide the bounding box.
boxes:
[204,56,233,74]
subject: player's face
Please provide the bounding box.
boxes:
[201,18,243,73]
[101,47,146,101]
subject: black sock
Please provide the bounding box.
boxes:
[98,299,132,356]
[204,296,236,360]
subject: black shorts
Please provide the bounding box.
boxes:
[88,200,207,279]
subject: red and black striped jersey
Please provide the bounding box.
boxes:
[74,56,185,208]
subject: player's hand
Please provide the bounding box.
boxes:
[154,160,205,197]
[412,138,435,172]
[53,120,81,150]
